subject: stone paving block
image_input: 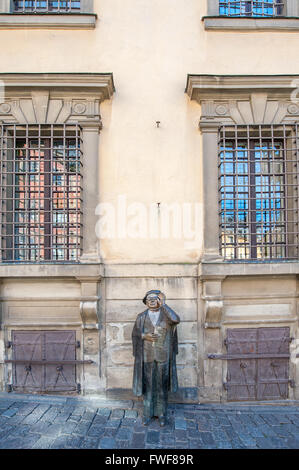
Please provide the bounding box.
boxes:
[116,427,133,440]
[111,409,125,419]
[198,432,216,446]
[71,406,86,416]
[82,410,96,421]
[261,414,280,426]
[121,418,138,426]
[175,429,188,440]
[255,437,277,449]
[104,428,119,437]
[238,433,258,446]
[0,437,26,449]
[125,410,138,419]
[131,432,146,448]
[33,436,56,449]
[80,437,99,449]
[59,420,78,435]
[216,441,233,449]
[9,424,30,437]
[231,438,246,449]
[284,438,299,449]
[92,415,108,426]
[189,439,202,449]
[97,408,111,418]
[248,426,266,438]
[87,424,105,438]
[2,408,18,418]
[16,403,40,416]
[275,414,293,424]
[106,418,121,429]
[68,414,81,423]
[44,423,63,436]
[50,435,70,449]
[99,437,117,449]
[64,436,84,449]
[73,421,92,436]
[0,425,15,440]
[187,428,200,439]
[273,425,293,438]
[28,421,51,434]
[186,420,197,430]
[146,430,160,445]
[39,406,61,422]
[175,418,187,430]
[212,429,229,441]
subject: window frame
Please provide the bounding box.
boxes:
[0,0,96,29]
[204,0,299,30]
[0,124,83,264]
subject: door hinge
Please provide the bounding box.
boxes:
[76,341,80,349]
[6,341,12,349]
[77,383,81,394]
[289,379,295,388]
[224,338,228,348]
[223,382,228,391]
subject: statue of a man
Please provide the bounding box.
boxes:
[132,290,180,426]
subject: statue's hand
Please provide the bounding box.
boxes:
[143,333,159,342]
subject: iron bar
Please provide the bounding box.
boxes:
[5,359,93,365]
[208,353,293,359]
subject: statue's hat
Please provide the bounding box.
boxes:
[143,290,165,305]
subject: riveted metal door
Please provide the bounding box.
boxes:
[226,328,257,401]
[11,330,77,393]
[257,327,289,400]
[12,331,43,393]
[44,331,76,392]
[226,327,290,401]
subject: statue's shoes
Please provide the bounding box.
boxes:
[159,417,166,427]
[142,417,151,426]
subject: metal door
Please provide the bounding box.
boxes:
[226,327,290,401]
[11,330,77,393]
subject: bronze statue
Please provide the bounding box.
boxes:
[132,290,180,426]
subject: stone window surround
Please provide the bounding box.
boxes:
[185,74,299,267]
[0,73,115,267]
[204,0,299,30]
[0,0,96,29]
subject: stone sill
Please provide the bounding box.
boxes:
[0,13,97,29]
[203,16,299,31]
[200,261,299,278]
[0,263,104,278]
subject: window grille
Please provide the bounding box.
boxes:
[219,124,299,261]
[13,1,81,13]
[0,124,83,263]
[219,1,284,16]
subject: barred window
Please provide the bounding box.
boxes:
[219,125,299,260]
[0,124,83,263]
[219,0,284,16]
[13,1,81,13]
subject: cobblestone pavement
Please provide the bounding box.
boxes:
[0,393,299,449]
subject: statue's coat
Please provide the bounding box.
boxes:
[132,305,179,397]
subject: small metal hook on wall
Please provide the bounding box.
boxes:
[156,121,161,128]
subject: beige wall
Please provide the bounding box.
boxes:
[2,0,299,262]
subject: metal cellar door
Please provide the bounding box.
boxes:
[11,330,77,393]
[208,327,293,402]
[226,327,290,401]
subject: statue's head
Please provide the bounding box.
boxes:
[143,290,165,310]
